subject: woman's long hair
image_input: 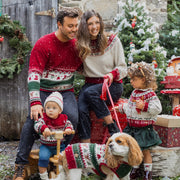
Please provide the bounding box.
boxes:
[76,10,108,60]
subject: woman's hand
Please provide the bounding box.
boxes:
[104,73,113,86]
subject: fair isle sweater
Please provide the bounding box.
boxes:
[28,32,82,106]
[65,143,131,178]
[83,34,127,83]
[34,113,73,146]
[119,89,162,127]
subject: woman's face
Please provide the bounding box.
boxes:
[87,16,100,40]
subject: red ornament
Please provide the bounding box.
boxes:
[131,16,137,29]
[131,22,136,29]
[173,105,180,116]
[0,36,4,42]
[152,59,158,68]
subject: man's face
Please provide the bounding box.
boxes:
[58,16,78,41]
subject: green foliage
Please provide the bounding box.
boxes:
[82,174,102,180]
[73,72,85,97]
[0,15,32,79]
[159,0,180,59]
[114,0,166,68]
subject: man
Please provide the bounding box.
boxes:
[13,7,82,180]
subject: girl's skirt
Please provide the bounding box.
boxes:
[123,124,162,150]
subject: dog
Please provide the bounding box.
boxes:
[58,132,143,180]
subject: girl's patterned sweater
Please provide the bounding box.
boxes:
[119,89,162,127]
[34,113,73,146]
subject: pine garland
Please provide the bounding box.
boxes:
[0,15,32,79]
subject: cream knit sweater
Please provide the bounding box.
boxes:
[82,35,127,81]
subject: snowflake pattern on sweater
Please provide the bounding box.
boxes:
[119,89,162,127]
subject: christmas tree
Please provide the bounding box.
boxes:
[159,0,180,60]
[114,0,172,114]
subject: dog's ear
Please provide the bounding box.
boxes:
[105,138,120,168]
[104,138,111,159]
[126,135,143,166]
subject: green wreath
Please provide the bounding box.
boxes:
[0,15,32,79]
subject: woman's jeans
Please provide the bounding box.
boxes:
[77,82,123,140]
[15,91,78,165]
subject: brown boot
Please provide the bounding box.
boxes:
[13,164,26,180]
[130,167,143,180]
[143,171,152,180]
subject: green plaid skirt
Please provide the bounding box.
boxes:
[123,124,162,150]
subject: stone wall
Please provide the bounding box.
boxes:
[59,0,167,30]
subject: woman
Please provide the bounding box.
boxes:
[77,10,127,143]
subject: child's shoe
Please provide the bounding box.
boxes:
[39,171,49,180]
[143,171,152,180]
[130,167,142,180]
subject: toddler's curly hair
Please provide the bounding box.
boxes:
[128,62,157,90]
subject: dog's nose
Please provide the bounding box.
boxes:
[109,143,113,148]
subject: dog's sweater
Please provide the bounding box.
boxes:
[65,143,131,178]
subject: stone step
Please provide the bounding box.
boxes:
[151,146,180,177]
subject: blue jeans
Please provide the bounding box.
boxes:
[38,143,65,167]
[77,82,123,140]
[15,91,78,165]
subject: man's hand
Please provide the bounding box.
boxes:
[43,128,51,138]
[30,104,44,120]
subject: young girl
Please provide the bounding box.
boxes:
[34,92,74,180]
[118,62,162,180]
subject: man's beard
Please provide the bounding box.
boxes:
[61,29,75,40]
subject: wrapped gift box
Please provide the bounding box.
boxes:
[72,98,128,144]
[153,115,180,147]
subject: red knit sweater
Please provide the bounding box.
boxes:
[34,113,73,146]
[28,32,82,106]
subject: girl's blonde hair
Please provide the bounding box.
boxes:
[128,62,157,90]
